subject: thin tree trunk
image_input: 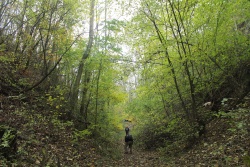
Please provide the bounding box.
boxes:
[144,2,190,118]
[166,0,197,119]
[79,70,91,128]
[70,0,95,117]
[94,0,107,129]
[23,38,78,92]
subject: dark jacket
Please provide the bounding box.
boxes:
[125,135,133,142]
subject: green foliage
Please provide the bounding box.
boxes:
[0,0,250,165]
[85,107,124,160]
[46,86,68,110]
[134,113,199,157]
[72,129,91,144]
[221,98,229,106]
[52,119,73,130]
[244,155,250,167]
[135,119,169,149]
[0,0,84,95]
[0,125,17,162]
[0,127,15,149]
[89,124,123,159]
[122,0,250,159]
[215,107,250,135]
[159,118,199,156]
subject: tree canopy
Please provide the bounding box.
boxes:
[1,0,250,166]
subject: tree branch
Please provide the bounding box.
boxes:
[23,34,82,92]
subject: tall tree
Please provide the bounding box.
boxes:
[70,0,95,118]
[0,0,80,94]
[125,0,250,121]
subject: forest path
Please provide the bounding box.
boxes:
[98,137,168,167]
[97,120,169,167]
[115,144,167,167]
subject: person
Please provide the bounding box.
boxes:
[125,126,130,135]
[124,133,133,154]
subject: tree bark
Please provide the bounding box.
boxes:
[70,0,95,117]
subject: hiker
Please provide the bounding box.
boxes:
[124,133,133,154]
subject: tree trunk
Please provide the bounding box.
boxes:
[144,2,190,118]
[166,0,196,119]
[70,0,95,117]
[79,70,91,128]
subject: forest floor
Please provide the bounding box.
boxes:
[101,108,250,167]
[0,93,250,166]
[100,93,250,167]
[96,148,168,167]
[95,136,169,167]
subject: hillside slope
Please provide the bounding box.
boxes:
[1,93,250,166]
[169,94,250,166]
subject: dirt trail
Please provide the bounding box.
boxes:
[106,121,168,167]
[94,122,168,167]
[96,133,168,167]
[117,149,167,167]
[97,143,168,167]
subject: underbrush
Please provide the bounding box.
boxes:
[90,125,123,160]
[134,114,202,156]
[169,97,250,166]
[0,94,99,166]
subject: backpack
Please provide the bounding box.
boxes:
[125,135,133,142]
